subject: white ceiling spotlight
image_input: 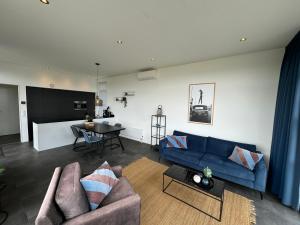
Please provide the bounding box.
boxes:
[40,0,49,5]
[240,37,247,42]
[150,58,155,61]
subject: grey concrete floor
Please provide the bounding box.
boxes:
[0,137,299,225]
[0,134,20,145]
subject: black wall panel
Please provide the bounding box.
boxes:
[26,86,95,141]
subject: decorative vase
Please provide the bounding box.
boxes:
[84,122,95,128]
[201,177,210,186]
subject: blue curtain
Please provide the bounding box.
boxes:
[268,31,300,211]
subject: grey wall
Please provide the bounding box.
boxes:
[0,84,19,136]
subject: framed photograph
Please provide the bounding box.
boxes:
[188,83,215,124]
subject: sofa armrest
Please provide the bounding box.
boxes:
[159,138,168,154]
[254,158,268,192]
[111,166,122,178]
[63,194,141,225]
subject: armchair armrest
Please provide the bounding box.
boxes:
[111,165,122,178]
[63,194,141,225]
[254,157,268,192]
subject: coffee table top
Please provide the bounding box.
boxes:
[163,164,225,199]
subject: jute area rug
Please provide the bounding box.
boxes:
[123,157,256,225]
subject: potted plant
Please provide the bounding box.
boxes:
[84,114,94,128]
[0,166,4,175]
[85,114,93,122]
[202,167,213,186]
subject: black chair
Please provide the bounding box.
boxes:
[71,125,87,151]
[81,129,105,157]
[104,123,122,150]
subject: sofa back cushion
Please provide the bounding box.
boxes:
[35,167,64,225]
[173,130,206,153]
[206,137,256,158]
[55,162,90,220]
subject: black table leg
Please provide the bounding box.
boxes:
[0,183,7,225]
[0,145,4,157]
[73,137,78,148]
[117,136,125,152]
[101,140,105,158]
[219,191,224,221]
[0,211,8,225]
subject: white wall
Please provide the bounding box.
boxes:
[0,60,96,142]
[0,84,19,135]
[107,49,284,161]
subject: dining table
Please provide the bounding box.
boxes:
[73,122,126,153]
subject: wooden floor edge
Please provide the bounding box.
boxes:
[249,200,257,225]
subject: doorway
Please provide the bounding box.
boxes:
[0,84,20,145]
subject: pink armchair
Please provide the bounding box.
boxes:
[35,165,141,225]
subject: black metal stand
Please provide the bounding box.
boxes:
[162,174,224,222]
[151,115,166,150]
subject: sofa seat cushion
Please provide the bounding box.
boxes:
[165,148,202,161]
[164,148,203,168]
[55,162,90,220]
[200,154,255,181]
[100,177,135,207]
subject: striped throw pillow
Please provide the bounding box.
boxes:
[80,161,119,210]
[166,135,188,149]
[228,146,263,171]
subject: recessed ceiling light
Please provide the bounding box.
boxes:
[116,40,123,45]
[40,0,49,4]
[150,58,155,61]
[240,37,247,42]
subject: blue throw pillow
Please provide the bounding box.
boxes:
[166,135,188,149]
[80,161,119,210]
[228,146,263,170]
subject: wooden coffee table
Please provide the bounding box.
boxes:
[162,164,225,221]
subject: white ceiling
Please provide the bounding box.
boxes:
[0,0,299,76]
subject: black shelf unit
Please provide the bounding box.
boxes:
[151,115,166,150]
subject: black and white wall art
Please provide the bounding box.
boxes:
[188,83,215,124]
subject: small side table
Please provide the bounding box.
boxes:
[150,115,166,150]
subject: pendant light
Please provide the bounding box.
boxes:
[95,63,103,106]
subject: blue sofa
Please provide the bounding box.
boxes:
[159,130,267,195]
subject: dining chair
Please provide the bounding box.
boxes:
[81,129,104,155]
[70,125,86,151]
[104,123,122,150]
[92,121,110,139]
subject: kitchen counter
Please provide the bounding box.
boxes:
[33,117,116,151]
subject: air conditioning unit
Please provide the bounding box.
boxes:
[137,70,158,81]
